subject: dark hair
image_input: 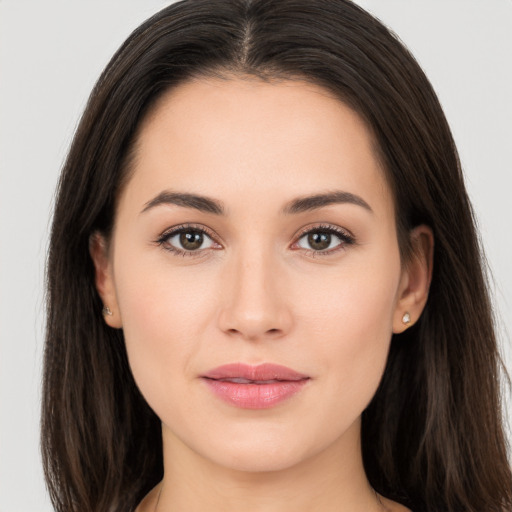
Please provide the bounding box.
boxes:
[42,1,512,511]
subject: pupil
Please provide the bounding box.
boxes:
[308,232,330,250]
[180,231,203,250]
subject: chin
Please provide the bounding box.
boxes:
[187,419,337,474]
[209,440,310,473]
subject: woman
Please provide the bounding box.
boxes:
[41,1,512,511]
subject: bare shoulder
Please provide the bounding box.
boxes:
[134,482,161,512]
[379,495,412,512]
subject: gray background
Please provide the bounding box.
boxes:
[1,1,511,511]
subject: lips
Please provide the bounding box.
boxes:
[201,363,310,409]
[203,363,309,382]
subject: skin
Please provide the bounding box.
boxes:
[91,76,433,512]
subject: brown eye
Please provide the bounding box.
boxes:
[163,228,215,253]
[306,232,332,251]
[295,226,354,254]
[179,231,204,250]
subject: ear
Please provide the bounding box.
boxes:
[89,232,122,328]
[393,225,434,333]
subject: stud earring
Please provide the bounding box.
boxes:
[402,311,411,325]
[102,306,113,316]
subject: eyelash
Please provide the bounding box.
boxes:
[156,223,355,259]
[156,223,220,259]
[295,224,356,257]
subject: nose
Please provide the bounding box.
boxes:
[217,246,293,341]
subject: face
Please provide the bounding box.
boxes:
[93,76,429,473]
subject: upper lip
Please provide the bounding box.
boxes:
[202,363,309,382]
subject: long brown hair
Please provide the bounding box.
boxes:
[42,1,512,511]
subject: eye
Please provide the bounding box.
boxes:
[157,224,219,257]
[294,224,355,256]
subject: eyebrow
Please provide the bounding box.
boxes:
[141,190,224,215]
[141,189,373,216]
[283,190,373,215]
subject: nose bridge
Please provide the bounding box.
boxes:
[218,239,291,340]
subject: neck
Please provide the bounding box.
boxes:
[150,419,385,512]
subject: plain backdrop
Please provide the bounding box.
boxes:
[1,1,511,511]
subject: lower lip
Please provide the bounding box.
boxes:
[202,378,309,409]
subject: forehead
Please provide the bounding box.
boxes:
[122,76,393,219]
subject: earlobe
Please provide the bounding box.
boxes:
[89,232,122,328]
[393,225,434,334]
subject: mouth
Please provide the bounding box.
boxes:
[213,378,292,384]
[201,363,310,409]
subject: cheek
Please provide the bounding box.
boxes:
[297,249,401,405]
[112,247,215,413]
[298,247,400,341]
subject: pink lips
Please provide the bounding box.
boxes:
[201,363,310,409]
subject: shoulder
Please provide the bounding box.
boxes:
[379,495,413,512]
[134,482,161,512]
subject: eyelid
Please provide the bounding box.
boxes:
[294,223,355,242]
[156,222,355,258]
[158,223,219,242]
[156,223,222,258]
[291,223,356,256]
